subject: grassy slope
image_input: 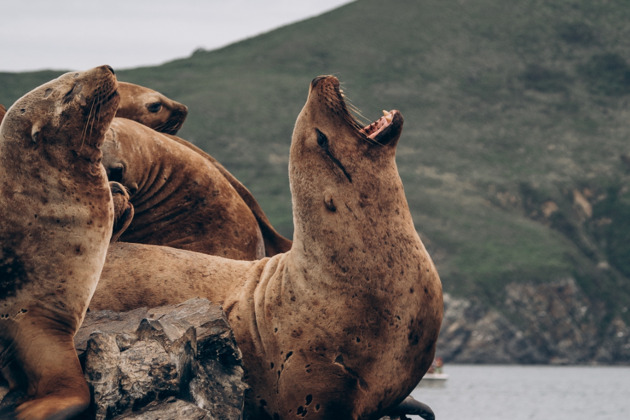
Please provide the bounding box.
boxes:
[2,0,630,321]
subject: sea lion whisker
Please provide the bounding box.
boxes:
[339,96,381,146]
[0,339,18,369]
[346,101,369,126]
[80,96,99,150]
[153,121,170,132]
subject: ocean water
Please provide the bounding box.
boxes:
[410,365,630,420]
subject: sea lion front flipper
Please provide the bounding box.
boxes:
[110,181,134,242]
[12,328,90,420]
[388,396,435,420]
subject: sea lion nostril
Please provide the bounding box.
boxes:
[311,75,333,88]
[105,65,115,75]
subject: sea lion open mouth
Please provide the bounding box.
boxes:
[359,109,403,146]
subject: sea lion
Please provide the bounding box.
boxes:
[164,134,293,256]
[0,104,6,124]
[102,117,289,259]
[92,75,443,419]
[0,66,119,419]
[115,81,187,134]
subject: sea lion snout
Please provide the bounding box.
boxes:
[307,75,404,148]
[310,75,337,89]
[115,82,188,135]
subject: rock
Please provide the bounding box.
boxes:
[0,297,430,419]
[115,397,213,420]
[76,298,246,419]
[2,282,628,417]
[437,278,630,365]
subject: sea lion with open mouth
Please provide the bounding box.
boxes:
[0,66,119,420]
[115,81,188,135]
[92,75,443,419]
[102,117,290,259]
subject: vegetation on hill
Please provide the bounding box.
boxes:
[2,0,630,331]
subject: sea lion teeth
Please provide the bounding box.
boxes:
[361,112,394,139]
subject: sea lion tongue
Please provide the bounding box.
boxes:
[360,109,404,146]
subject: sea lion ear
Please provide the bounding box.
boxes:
[31,123,42,143]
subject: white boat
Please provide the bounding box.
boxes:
[421,372,449,381]
[417,357,448,387]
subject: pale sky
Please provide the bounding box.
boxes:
[0,0,354,72]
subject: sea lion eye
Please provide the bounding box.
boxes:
[316,129,328,149]
[146,102,162,113]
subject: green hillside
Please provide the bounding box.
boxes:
[2,0,630,325]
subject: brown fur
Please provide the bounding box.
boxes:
[164,134,292,256]
[115,81,187,134]
[0,66,119,420]
[102,117,289,259]
[0,104,6,125]
[91,76,443,419]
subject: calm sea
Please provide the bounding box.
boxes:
[410,365,630,420]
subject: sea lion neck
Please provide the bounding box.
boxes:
[288,76,416,279]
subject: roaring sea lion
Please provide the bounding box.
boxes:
[0,66,119,420]
[92,75,443,419]
[115,81,187,134]
[102,117,289,259]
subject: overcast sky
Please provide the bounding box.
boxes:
[0,0,354,73]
